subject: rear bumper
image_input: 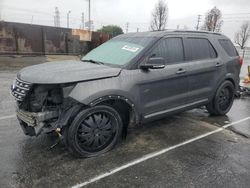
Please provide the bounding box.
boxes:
[17,109,59,136]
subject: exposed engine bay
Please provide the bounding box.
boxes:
[12,80,81,136]
[23,85,63,112]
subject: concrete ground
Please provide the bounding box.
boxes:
[0,60,250,188]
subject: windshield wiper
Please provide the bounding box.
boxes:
[81,59,104,65]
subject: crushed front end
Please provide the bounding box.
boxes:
[11,78,80,136]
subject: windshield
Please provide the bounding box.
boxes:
[82,37,154,66]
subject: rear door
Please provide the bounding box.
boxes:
[183,36,222,102]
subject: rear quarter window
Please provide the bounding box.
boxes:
[218,39,238,57]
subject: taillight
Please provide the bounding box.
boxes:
[239,57,243,66]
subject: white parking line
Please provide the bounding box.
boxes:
[71,117,250,188]
[0,114,16,121]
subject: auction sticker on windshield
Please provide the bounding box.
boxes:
[122,45,140,52]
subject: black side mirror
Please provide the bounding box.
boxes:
[140,57,165,70]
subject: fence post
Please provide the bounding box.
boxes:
[41,27,45,55]
[65,32,69,54]
[14,28,19,55]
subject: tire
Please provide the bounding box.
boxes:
[206,81,235,116]
[67,105,123,158]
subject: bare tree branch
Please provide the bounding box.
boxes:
[202,7,223,32]
[234,22,250,49]
[150,0,168,31]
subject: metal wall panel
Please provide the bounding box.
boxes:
[0,22,110,55]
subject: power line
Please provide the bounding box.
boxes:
[222,17,250,20]
[223,20,250,23]
[223,12,250,15]
[3,6,80,20]
[4,5,250,21]
[3,5,250,32]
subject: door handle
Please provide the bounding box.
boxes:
[176,68,186,74]
[216,62,223,67]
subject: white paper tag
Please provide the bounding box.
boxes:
[122,45,140,52]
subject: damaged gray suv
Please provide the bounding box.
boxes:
[11,30,242,157]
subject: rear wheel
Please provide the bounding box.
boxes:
[206,81,235,115]
[67,105,123,157]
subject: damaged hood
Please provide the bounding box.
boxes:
[18,60,121,84]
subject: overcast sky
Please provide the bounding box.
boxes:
[1,0,250,44]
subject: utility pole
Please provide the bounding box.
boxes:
[196,15,202,30]
[54,7,60,27]
[81,12,85,29]
[126,22,129,33]
[88,0,91,31]
[67,10,71,28]
[31,16,34,24]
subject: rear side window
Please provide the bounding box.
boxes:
[219,39,238,57]
[151,38,184,64]
[185,38,217,61]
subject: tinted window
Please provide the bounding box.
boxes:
[151,38,184,64]
[186,38,217,61]
[219,39,238,57]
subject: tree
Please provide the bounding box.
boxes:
[150,0,168,31]
[202,7,223,32]
[234,22,250,49]
[97,25,124,37]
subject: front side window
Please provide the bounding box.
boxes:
[150,38,185,64]
[82,37,154,66]
[185,38,217,61]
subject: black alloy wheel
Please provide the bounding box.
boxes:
[67,105,123,157]
[206,80,235,115]
[217,86,233,112]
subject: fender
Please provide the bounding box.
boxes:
[217,73,238,89]
[211,73,238,100]
[68,77,140,123]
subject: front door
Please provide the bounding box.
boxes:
[137,37,189,118]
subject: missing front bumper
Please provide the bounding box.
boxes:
[17,109,59,136]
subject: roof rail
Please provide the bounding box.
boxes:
[173,30,222,35]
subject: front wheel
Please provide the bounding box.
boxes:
[67,105,123,158]
[206,81,235,116]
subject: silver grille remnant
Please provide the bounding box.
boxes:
[11,78,31,101]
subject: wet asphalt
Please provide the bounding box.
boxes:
[0,68,250,188]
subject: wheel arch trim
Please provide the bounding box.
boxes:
[88,95,140,124]
[215,74,237,92]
